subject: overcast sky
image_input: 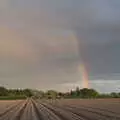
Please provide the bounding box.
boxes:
[0,0,120,93]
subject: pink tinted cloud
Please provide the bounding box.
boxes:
[0,26,37,63]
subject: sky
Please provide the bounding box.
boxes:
[0,0,120,93]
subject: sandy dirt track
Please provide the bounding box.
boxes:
[0,99,120,120]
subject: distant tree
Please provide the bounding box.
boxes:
[70,90,74,96]
[79,88,99,98]
[23,89,33,97]
[58,92,63,96]
[110,92,119,98]
[45,90,58,99]
[58,92,64,99]
[0,87,8,96]
[76,87,80,96]
[118,93,120,97]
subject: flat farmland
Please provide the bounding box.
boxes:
[0,99,120,120]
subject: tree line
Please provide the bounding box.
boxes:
[0,87,33,100]
[67,87,120,99]
[0,86,120,100]
[31,87,120,99]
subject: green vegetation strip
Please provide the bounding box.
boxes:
[0,96,26,100]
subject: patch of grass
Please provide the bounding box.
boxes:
[0,96,27,100]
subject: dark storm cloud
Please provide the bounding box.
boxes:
[73,0,120,80]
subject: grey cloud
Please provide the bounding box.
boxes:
[78,40,120,78]
[90,80,120,93]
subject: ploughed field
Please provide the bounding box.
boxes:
[0,99,120,120]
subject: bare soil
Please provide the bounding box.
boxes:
[0,99,120,120]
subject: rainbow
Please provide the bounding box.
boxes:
[79,64,89,89]
[60,31,90,89]
[72,33,89,88]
